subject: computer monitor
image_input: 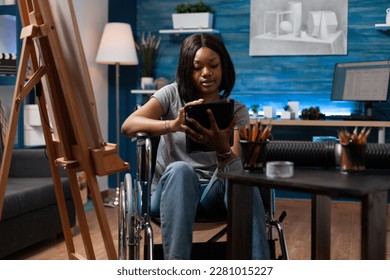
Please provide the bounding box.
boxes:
[331,60,390,118]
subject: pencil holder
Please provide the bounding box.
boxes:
[239,140,268,172]
[340,143,366,174]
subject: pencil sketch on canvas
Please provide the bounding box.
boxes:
[249,0,348,56]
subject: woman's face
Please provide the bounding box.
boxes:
[192,47,222,100]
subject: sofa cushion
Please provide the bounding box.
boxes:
[0,199,76,259]
[1,177,71,220]
[9,149,54,178]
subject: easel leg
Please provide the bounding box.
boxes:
[50,168,78,257]
[67,170,96,259]
[86,173,117,259]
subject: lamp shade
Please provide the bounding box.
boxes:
[96,22,138,65]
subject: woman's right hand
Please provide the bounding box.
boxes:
[170,99,204,132]
[184,109,236,154]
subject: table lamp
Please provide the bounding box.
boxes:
[96,22,138,205]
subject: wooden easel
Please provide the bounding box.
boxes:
[0,0,129,260]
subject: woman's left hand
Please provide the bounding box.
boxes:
[184,109,237,154]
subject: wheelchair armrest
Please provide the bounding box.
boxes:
[132,132,151,141]
[132,132,160,183]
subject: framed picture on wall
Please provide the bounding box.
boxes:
[249,0,348,56]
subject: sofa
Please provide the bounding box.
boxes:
[0,148,76,259]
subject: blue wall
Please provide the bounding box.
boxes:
[132,0,390,199]
[107,0,390,202]
[136,0,390,119]
[129,0,390,174]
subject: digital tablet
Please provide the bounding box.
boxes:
[185,99,234,153]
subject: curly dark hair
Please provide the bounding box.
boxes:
[176,34,235,102]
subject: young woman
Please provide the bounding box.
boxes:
[122,34,269,260]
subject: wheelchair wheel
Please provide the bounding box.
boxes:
[118,173,135,260]
[118,181,126,259]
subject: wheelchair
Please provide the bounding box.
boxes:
[118,133,289,260]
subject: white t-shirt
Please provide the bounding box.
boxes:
[151,82,250,191]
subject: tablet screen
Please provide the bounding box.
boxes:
[185,99,234,153]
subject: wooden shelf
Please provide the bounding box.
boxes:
[159,28,220,35]
[375,23,390,30]
[256,118,390,143]
[262,118,390,128]
[130,89,156,95]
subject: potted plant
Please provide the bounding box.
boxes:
[250,104,259,117]
[136,32,161,89]
[172,1,214,29]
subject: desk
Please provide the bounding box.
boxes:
[219,168,390,260]
[253,119,390,143]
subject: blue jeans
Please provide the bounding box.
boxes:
[150,160,270,260]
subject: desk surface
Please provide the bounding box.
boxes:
[220,168,390,260]
[253,119,390,127]
[219,168,390,198]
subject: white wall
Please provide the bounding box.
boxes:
[0,14,16,53]
[73,0,109,190]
